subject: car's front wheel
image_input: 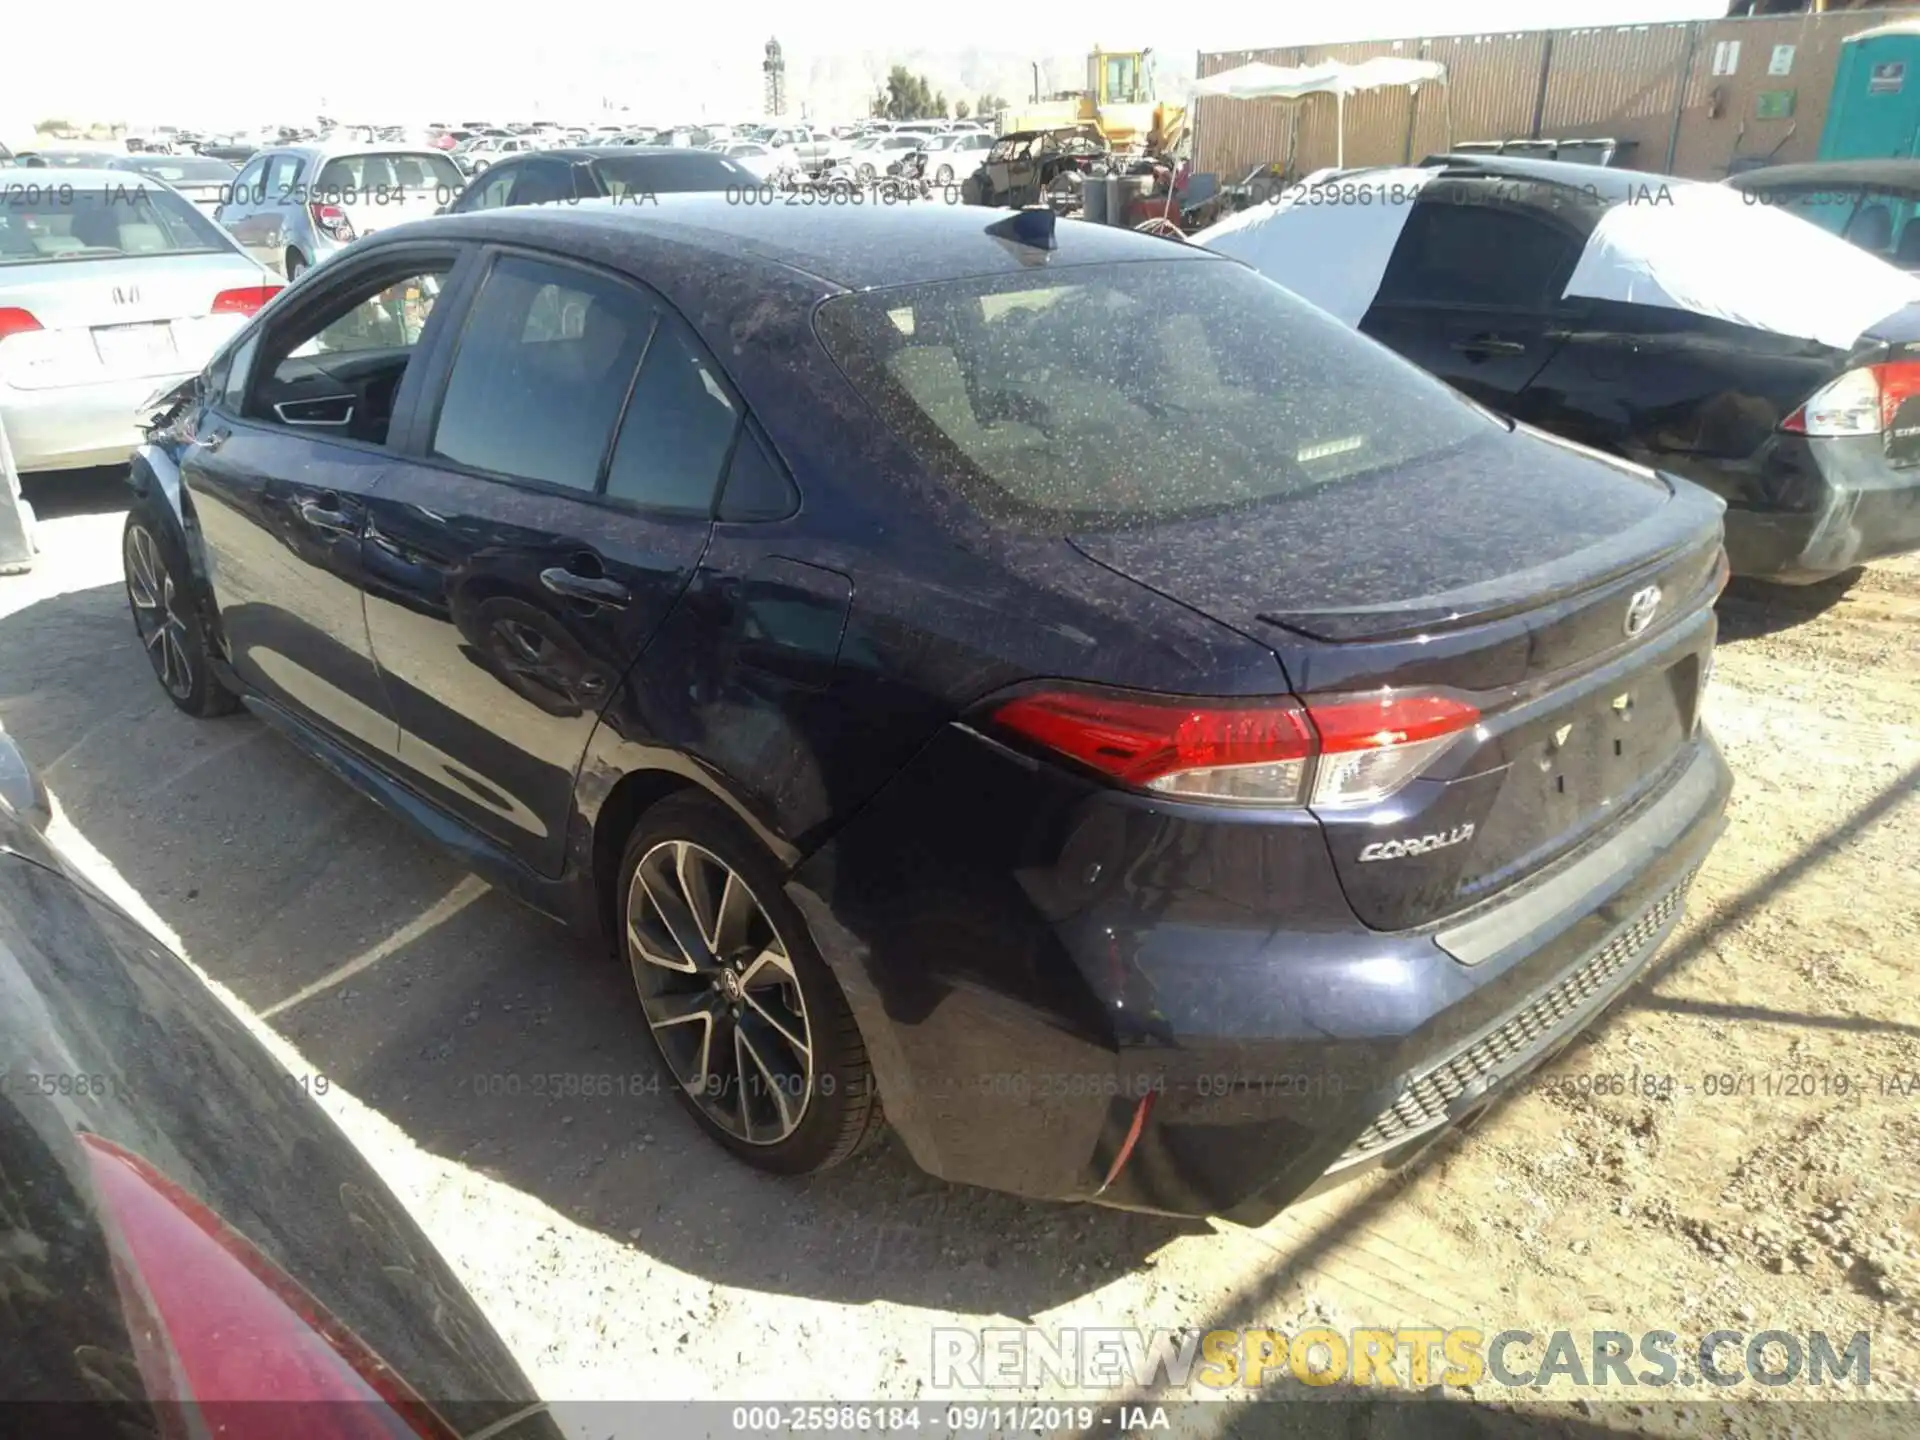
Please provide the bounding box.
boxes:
[284,249,307,281]
[123,507,240,718]
[619,793,882,1174]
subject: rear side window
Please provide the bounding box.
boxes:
[457,165,517,212]
[603,317,740,511]
[588,154,757,195]
[813,259,1498,531]
[508,160,578,207]
[0,185,232,264]
[718,427,799,521]
[431,256,656,492]
[1378,196,1583,308]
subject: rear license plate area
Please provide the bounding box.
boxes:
[1522,659,1696,830]
[93,321,178,374]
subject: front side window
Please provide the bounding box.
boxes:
[231,156,267,200]
[814,259,1501,532]
[243,261,452,444]
[430,256,657,492]
[261,153,304,205]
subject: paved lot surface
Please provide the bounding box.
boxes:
[2,470,1915,1432]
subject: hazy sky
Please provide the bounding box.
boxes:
[10,0,1726,133]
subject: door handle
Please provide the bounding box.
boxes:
[300,494,357,533]
[1451,336,1530,357]
[540,565,630,608]
[198,428,229,451]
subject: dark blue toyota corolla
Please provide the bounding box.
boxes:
[121,195,1732,1222]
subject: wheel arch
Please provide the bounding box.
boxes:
[582,755,803,951]
[126,447,223,643]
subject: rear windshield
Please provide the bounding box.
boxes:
[590,154,756,195]
[315,151,464,196]
[812,259,1500,531]
[0,184,233,265]
[119,157,238,184]
[24,151,122,168]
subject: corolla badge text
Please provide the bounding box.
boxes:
[1358,823,1475,863]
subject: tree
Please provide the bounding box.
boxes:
[873,66,948,121]
[954,100,971,119]
[977,94,1009,119]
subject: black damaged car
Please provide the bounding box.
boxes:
[1200,153,1920,584]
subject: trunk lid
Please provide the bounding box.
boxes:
[0,253,266,391]
[1072,426,1728,931]
[1071,425,1696,653]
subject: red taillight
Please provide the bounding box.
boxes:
[80,1134,460,1437]
[1781,359,1920,436]
[310,202,356,242]
[211,285,283,316]
[989,686,1479,808]
[0,306,43,341]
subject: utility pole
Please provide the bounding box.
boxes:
[764,39,788,118]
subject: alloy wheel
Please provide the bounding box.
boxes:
[626,839,813,1145]
[125,524,194,702]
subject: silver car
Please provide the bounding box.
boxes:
[0,169,282,473]
[213,145,464,280]
[107,154,241,218]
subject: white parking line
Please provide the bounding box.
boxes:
[258,873,490,1020]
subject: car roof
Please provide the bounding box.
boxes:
[270,142,453,160]
[548,146,746,161]
[1725,158,1920,193]
[1417,153,1690,203]
[0,166,160,185]
[401,192,1223,290]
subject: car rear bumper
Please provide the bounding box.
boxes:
[0,372,196,473]
[789,724,1731,1221]
[1725,433,1920,582]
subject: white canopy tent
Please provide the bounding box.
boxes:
[1192,56,1449,169]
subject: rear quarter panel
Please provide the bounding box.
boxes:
[1519,300,1843,509]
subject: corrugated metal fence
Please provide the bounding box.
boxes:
[1194,6,1916,182]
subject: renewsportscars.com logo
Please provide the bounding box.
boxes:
[930,1326,1874,1392]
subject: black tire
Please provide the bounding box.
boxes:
[284,249,306,281]
[934,163,954,186]
[618,793,882,1174]
[122,501,241,718]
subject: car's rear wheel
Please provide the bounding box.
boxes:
[284,249,307,281]
[123,507,239,719]
[619,794,882,1174]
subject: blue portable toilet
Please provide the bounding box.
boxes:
[1820,19,1920,160]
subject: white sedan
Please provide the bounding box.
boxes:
[714,141,791,183]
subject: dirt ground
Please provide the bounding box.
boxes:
[0,471,1915,1432]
